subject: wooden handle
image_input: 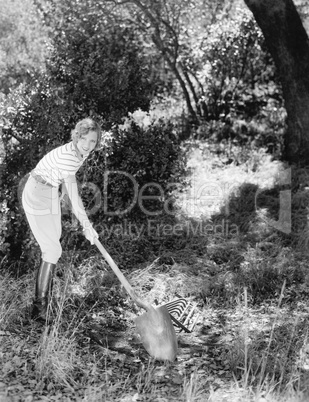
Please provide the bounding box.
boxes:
[94,238,148,311]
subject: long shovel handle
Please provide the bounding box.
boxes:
[94,238,148,311]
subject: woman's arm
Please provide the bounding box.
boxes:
[62,175,98,242]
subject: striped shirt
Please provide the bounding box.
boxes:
[33,142,88,187]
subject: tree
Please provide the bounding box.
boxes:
[244,0,309,165]
[105,0,229,125]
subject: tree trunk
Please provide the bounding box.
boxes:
[244,0,309,165]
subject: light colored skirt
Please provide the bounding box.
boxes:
[22,176,62,264]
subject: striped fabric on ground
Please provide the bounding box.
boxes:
[162,298,200,333]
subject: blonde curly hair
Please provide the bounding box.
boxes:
[71,118,102,151]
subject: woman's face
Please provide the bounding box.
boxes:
[76,130,98,157]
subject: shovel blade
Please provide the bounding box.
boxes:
[135,305,178,361]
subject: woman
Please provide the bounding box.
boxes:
[22,118,102,322]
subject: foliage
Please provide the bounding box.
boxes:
[1,0,288,149]
[109,1,286,147]
[104,115,186,218]
[196,9,277,118]
[101,0,232,123]
[0,0,49,94]
[47,27,153,124]
[188,7,285,150]
[33,0,162,124]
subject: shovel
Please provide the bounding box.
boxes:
[94,238,178,361]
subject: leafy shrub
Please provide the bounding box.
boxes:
[39,0,155,125]
[197,8,281,119]
[191,8,286,150]
[105,118,186,219]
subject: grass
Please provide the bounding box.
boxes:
[1,140,309,401]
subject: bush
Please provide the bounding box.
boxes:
[197,8,281,120]
[103,119,186,220]
[192,8,286,151]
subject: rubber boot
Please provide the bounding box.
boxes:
[31,261,55,323]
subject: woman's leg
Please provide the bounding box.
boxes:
[22,177,62,322]
[22,177,62,263]
[31,261,55,321]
